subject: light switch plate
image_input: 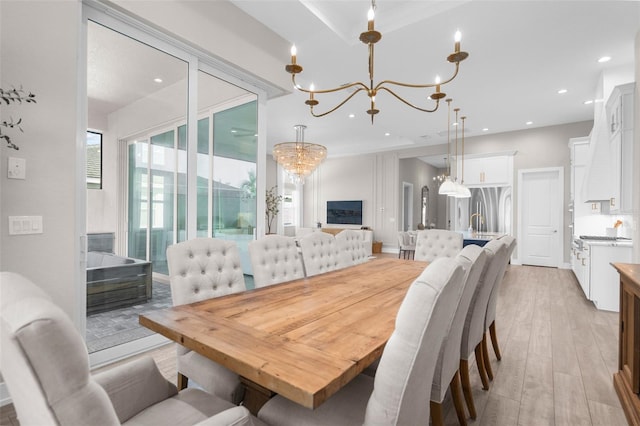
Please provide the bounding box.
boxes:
[8,216,43,235]
[8,157,26,180]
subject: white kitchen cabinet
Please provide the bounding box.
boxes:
[606,83,634,213]
[572,244,590,298]
[461,155,513,186]
[588,243,632,312]
[569,137,592,218]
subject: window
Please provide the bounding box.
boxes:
[86,131,102,189]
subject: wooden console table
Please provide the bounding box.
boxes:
[612,262,640,426]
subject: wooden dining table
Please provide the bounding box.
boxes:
[139,257,428,414]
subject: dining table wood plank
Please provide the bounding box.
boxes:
[140,257,427,411]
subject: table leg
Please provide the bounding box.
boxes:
[240,377,275,415]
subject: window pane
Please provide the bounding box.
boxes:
[86,131,102,189]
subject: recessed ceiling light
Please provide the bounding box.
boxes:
[598,56,611,63]
[584,100,594,105]
[384,132,391,136]
[230,129,237,133]
[526,121,533,125]
[348,113,355,118]
[482,128,489,132]
[153,77,163,83]
[557,89,568,94]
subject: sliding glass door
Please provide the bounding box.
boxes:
[85,7,263,361]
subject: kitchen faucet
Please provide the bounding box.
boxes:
[469,212,484,232]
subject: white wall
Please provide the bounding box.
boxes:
[1,0,84,318]
[304,155,376,228]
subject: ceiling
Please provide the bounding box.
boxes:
[231,0,639,163]
[87,1,639,168]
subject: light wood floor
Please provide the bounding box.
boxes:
[0,263,628,425]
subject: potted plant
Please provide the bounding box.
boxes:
[265,186,282,234]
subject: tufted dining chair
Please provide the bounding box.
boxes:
[414,229,463,262]
[0,272,266,426]
[298,231,343,276]
[482,235,517,380]
[335,229,369,267]
[397,231,416,259]
[431,244,487,426]
[249,235,305,288]
[257,257,466,426]
[458,239,507,419]
[166,238,247,404]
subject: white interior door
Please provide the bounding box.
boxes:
[518,168,563,267]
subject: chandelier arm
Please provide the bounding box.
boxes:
[309,88,367,117]
[373,63,461,91]
[292,74,368,95]
[376,87,440,113]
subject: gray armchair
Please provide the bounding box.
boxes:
[0,272,264,426]
[249,235,305,288]
[414,229,463,262]
[166,238,247,404]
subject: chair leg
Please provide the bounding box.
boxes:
[459,359,477,419]
[177,372,189,390]
[482,333,494,381]
[489,321,502,361]
[450,370,468,426]
[430,401,445,426]
[398,249,401,259]
[474,343,490,390]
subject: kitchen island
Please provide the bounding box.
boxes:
[462,231,503,247]
[612,263,640,426]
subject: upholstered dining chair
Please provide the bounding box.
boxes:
[0,272,266,426]
[335,229,369,267]
[397,231,416,259]
[458,239,507,419]
[249,235,305,288]
[431,244,487,426]
[298,231,343,276]
[257,257,466,426]
[166,238,247,404]
[482,235,517,380]
[414,229,463,262]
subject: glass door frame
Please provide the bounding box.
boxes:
[82,2,268,368]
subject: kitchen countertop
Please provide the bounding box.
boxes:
[462,231,504,241]
[578,238,633,248]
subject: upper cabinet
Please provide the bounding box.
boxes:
[606,83,634,213]
[459,153,514,186]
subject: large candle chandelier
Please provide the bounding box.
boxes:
[285,0,469,123]
[273,125,327,183]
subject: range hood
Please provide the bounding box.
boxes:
[580,104,612,202]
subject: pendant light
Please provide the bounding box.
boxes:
[452,108,470,198]
[438,98,456,195]
[457,115,471,198]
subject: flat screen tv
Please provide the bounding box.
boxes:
[327,200,363,225]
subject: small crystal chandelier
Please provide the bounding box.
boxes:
[285,0,469,124]
[273,125,327,183]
